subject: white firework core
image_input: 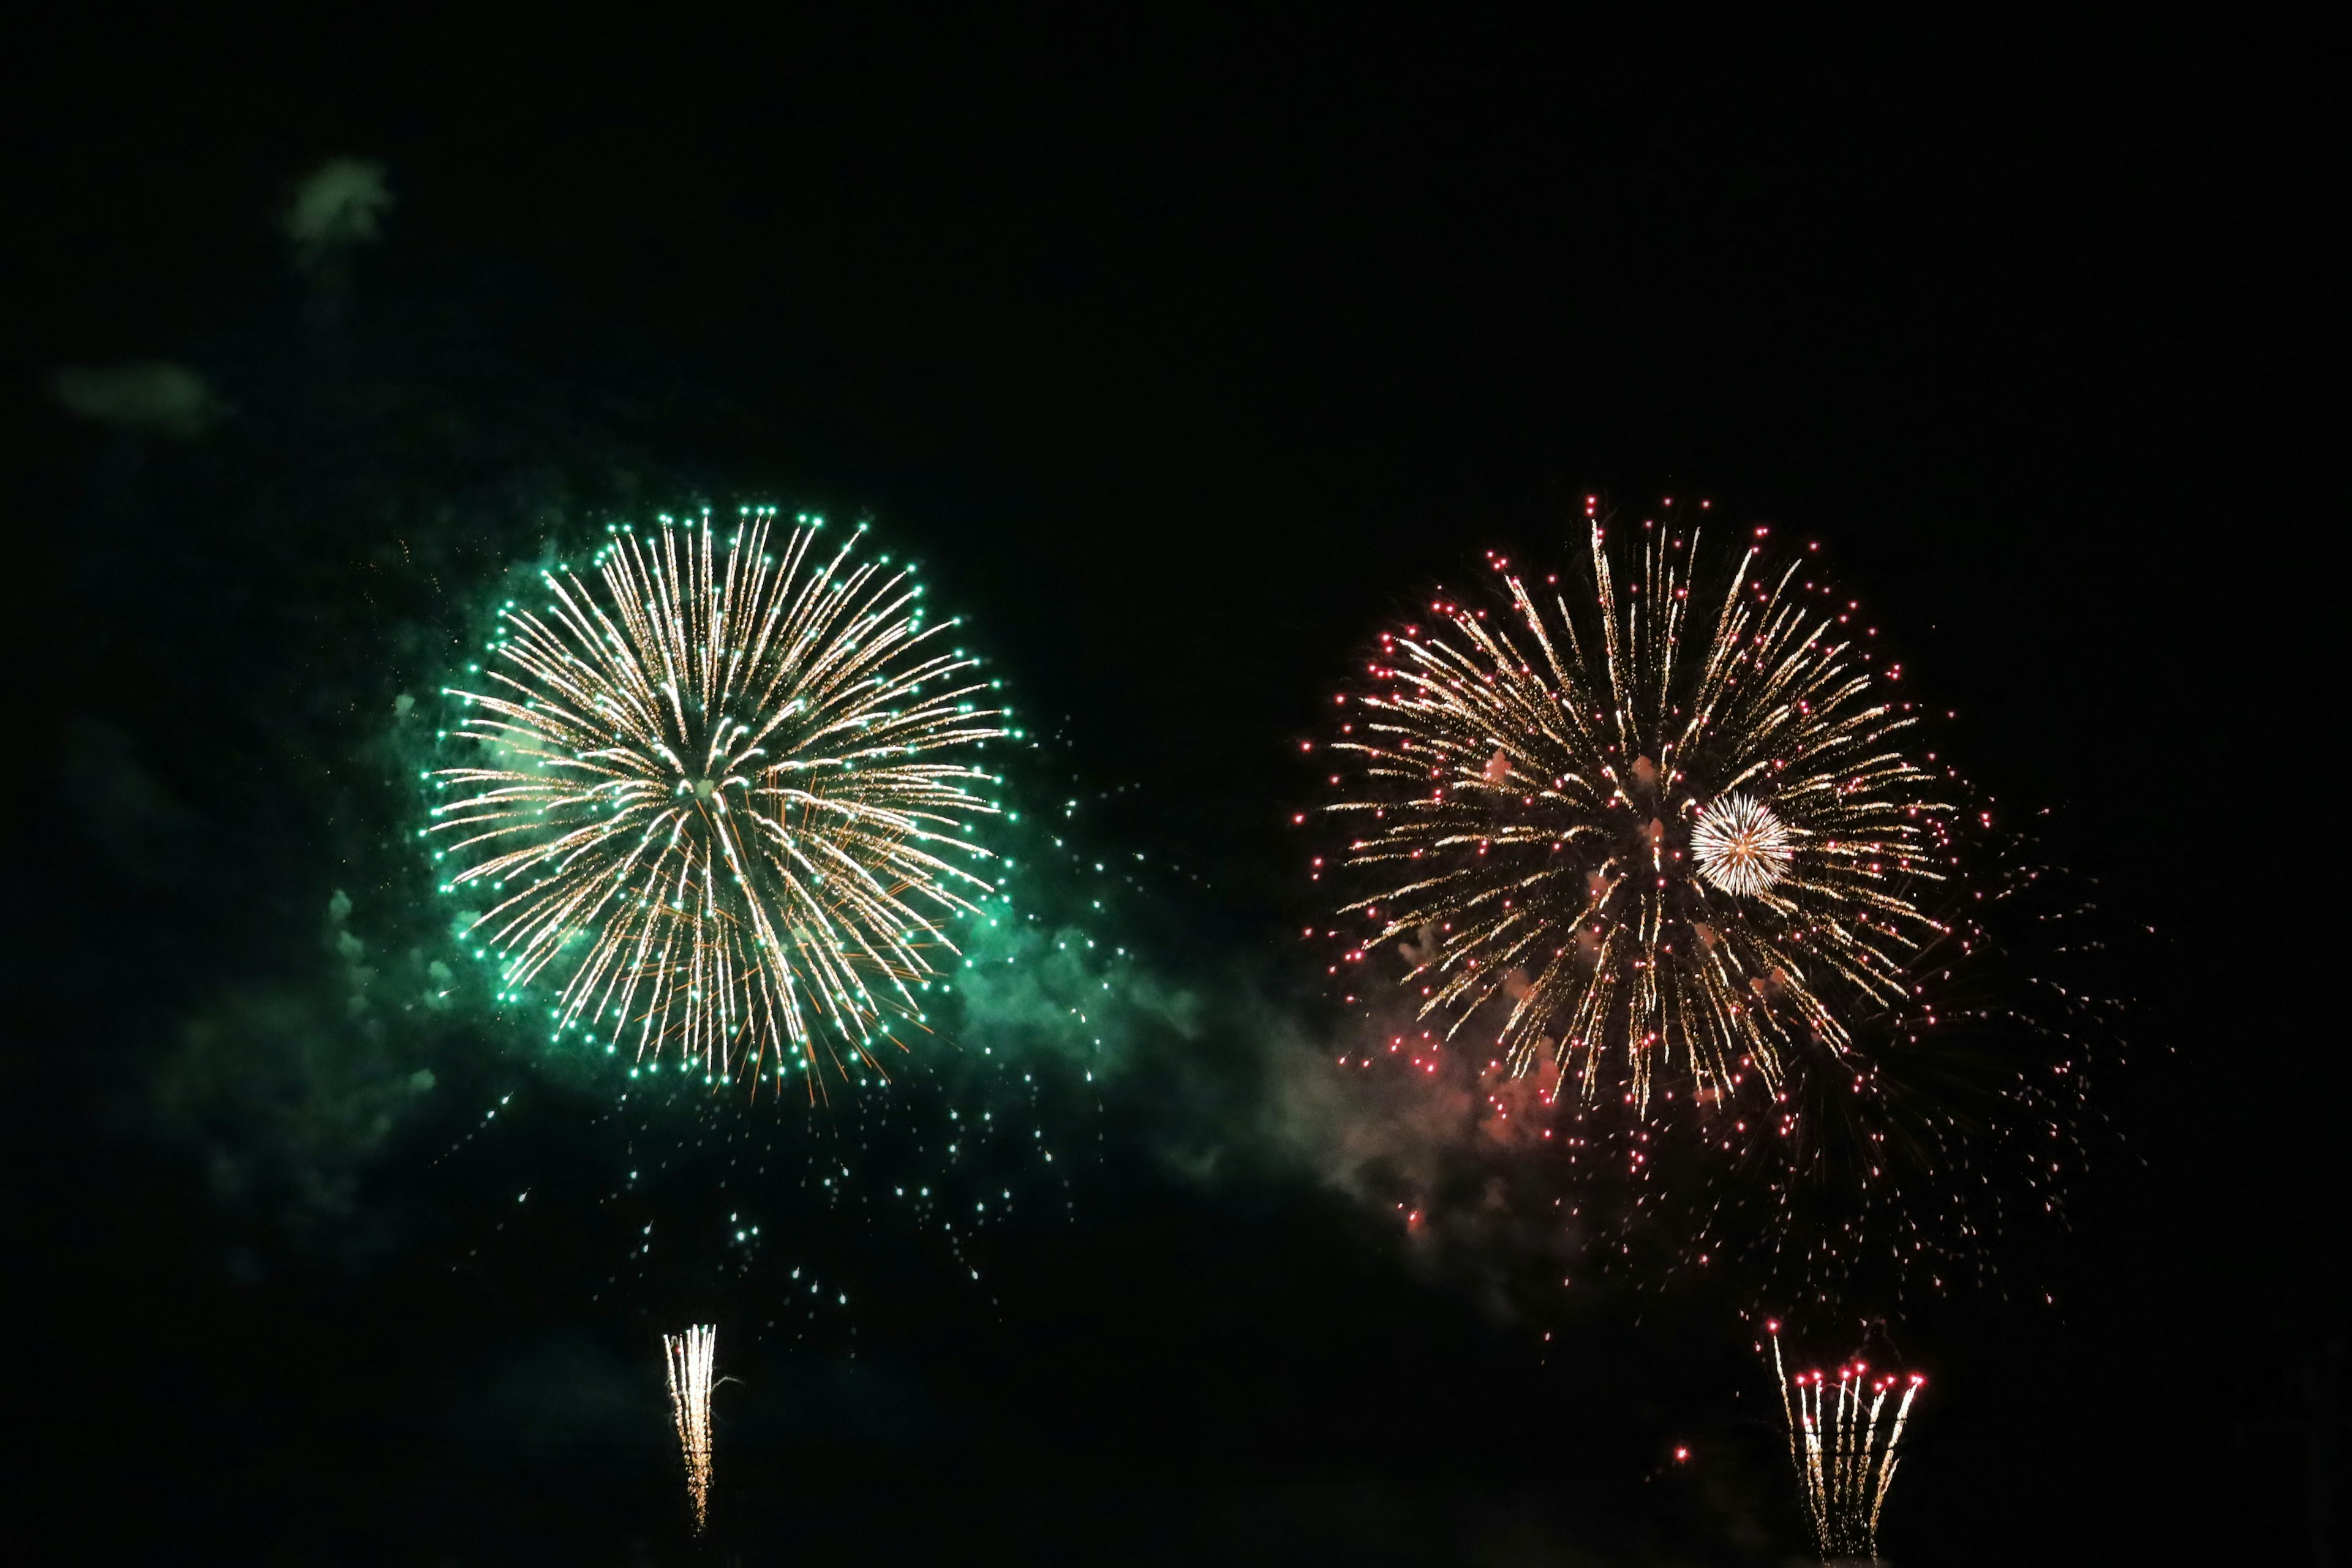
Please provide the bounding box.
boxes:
[1692,793,1795,897]
[430,507,1005,1090]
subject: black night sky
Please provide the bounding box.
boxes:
[10,15,2339,1566]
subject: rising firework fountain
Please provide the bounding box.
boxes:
[1765,1321,1923,1564]
[664,1324,720,1533]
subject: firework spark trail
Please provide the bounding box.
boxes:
[1766,1321,1922,1561]
[428,507,1009,1093]
[1325,500,1953,1117]
[1871,1371,1920,1544]
[663,1324,718,1533]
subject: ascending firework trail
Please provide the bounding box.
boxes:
[1763,1319,1923,1563]
[663,1324,720,1533]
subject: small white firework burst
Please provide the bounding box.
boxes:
[1691,791,1795,898]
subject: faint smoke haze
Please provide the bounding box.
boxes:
[54,361,219,437]
[284,156,393,262]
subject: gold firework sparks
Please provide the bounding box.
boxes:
[664,1324,720,1533]
[1325,501,1954,1112]
[1766,1321,1923,1562]
[428,507,1008,1092]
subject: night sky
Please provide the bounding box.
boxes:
[12,15,2337,1566]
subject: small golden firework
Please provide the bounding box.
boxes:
[663,1324,720,1533]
